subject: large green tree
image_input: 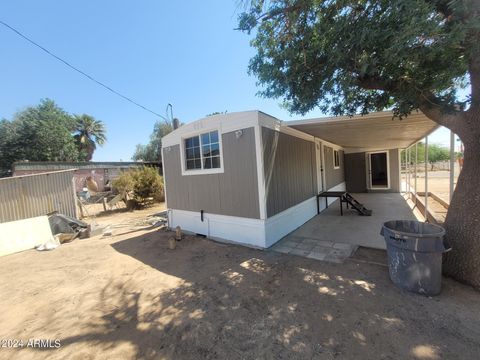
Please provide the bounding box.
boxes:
[0,99,80,175]
[132,120,174,162]
[73,114,107,161]
[402,142,452,167]
[0,99,106,175]
[239,0,480,287]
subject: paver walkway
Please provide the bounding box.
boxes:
[271,235,356,263]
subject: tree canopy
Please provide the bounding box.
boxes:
[0,99,106,176]
[238,0,474,122]
[132,120,174,162]
[73,114,107,161]
[402,142,453,165]
[239,0,480,288]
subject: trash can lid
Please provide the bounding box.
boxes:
[383,220,445,238]
[381,220,447,252]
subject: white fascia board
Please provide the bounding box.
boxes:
[318,138,344,151]
[284,110,400,127]
[162,111,261,148]
[258,112,316,143]
[258,113,344,149]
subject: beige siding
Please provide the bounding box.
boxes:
[262,127,317,218]
[345,152,367,192]
[163,127,260,219]
[0,170,77,223]
[324,146,345,189]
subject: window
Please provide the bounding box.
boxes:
[184,130,221,172]
[333,149,340,169]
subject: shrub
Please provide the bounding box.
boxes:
[112,167,164,207]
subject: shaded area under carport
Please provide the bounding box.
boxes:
[272,193,418,262]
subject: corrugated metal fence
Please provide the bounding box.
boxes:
[0,170,78,223]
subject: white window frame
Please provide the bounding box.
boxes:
[180,128,224,176]
[333,149,340,169]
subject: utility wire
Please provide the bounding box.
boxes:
[0,19,168,121]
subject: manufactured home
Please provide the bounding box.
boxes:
[161,111,436,249]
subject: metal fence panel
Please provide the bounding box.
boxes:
[0,170,77,223]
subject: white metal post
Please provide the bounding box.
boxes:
[424,136,429,222]
[405,148,409,193]
[415,143,418,197]
[401,149,404,192]
[407,147,411,193]
[403,149,406,192]
[450,130,455,202]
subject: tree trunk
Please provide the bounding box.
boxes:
[86,145,94,161]
[443,140,480,289]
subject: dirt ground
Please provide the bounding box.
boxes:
[83,203,167,229]
[407,170,458,204]
[1,209,480,359]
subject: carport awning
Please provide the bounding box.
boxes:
[285,111,438,151]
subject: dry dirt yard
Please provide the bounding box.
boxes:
[0,210,479,359]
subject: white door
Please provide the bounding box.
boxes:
[367,151,390,189]
[315,139,324,193]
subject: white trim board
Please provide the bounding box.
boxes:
[179,128,225,176]
[254,125,267,220]
[162,111,261,148]
[366,150,390,190]
[162,110,346,150]
[283,110,427,127]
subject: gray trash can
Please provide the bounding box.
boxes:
[381,220,451,296]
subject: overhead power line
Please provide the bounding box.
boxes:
[0,19,168,121]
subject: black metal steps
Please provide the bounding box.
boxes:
[342,193,373,216]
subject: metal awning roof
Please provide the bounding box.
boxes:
[285,111,438,152]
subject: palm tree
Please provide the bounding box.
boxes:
[73,114,107,161]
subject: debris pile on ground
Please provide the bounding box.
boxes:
[35,236,60,251]
[48,213,90,241]
[100,212,168,237]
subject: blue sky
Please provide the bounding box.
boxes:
[0,1,456,161]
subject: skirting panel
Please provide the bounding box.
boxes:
[167,209,266,248]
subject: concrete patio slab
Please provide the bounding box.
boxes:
[288,193,417,250]
[271,193,417,263]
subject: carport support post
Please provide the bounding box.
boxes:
[415,143,418,203]
[405,148,409,192]
[403,149,406,192]
[424,136,429,222]
[407,148,412,193]
[449,130,455,202]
